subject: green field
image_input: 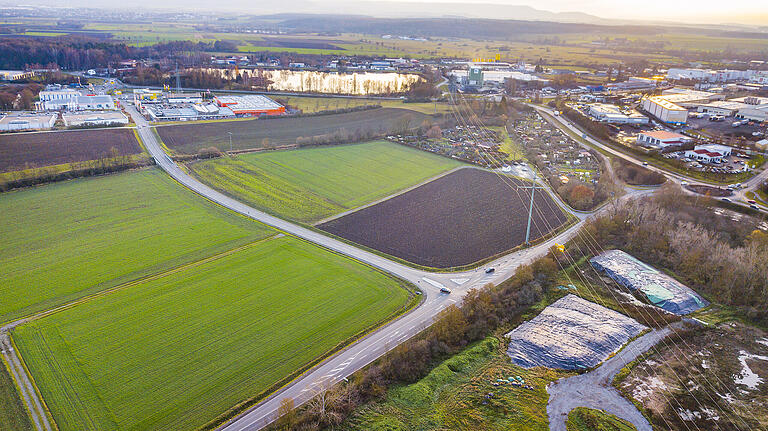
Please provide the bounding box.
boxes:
[13,235,410,431]
[566,407,637,431]
[0,360,32,431]
[0,168,274,324]
[189,141,462,223]
[344,336,572,430]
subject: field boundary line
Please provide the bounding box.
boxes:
[1,235,279,332]
[313,165,467,225]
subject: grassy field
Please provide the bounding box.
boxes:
[344,336,573,430]
[566,407,637,431]
[189,141,462,223]
[0,167,274,324]
[13,235,411,431]
[0,360,33,431]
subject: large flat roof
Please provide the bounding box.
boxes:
[215,95,283,112]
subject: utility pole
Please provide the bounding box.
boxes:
[518,170,545,246]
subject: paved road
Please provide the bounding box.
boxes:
[534,105,768,213]
[124,103,600,430]
[547,324,677,431]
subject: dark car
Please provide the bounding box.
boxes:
[440,287,451,294]
[485,267,495,274]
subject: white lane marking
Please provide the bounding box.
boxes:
[421,277,445,289]
[450,278,470,285]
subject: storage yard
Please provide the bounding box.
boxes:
[505,294,647,370]
[319,168,569,268]
[0,128,143,173]
[156,107,428,154]
[591,250,709,315]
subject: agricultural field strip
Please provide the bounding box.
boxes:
[1,235,278,332]
[189,141,461,224]
[12,236,410,431]
[0,334,50,431]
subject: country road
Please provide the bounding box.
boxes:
[110,103,650,431]
[124,103,594,430]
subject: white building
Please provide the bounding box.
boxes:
[62,111,128,127]
[37,88,80,110]
[641,96,688,124]
[667,68,755,83]
[636,131,693,149]
[697,101,747,117]
[0,112,57,132]
[750,71,768,85]
[75,95,116,110]
[734,96,768,122]
[588,103,648,124]
[685,144,732,163]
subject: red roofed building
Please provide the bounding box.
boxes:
[636,131,693,149]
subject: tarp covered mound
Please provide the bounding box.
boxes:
[505,294,647,370]
[590,249,708,315]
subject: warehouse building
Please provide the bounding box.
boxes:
[0,112,57,132]
[75,95,116,110]
[734,96,768,122]
[659,88,722,108]
[636,130,692,149]
[697,100,747,117]
[214,95,285,116]
[641,96,688,124]
[588,103,648,124]
[62,111,128,127]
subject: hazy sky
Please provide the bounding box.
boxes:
[383,0,768,25]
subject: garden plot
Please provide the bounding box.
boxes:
[505,294,647,370]
[590,250,708,315]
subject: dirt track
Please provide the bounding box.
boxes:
[546,324,680,431]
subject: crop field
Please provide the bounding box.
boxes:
[0,128,143,173]
[13,235,410,431]
[0,168,274,324]
[344,336,573,431]
[189,141,462,223]
[319,168,569,268]
[274,96,453,115]
[0,361,32,431]
[155,108,429,154]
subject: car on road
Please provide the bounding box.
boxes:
[750,204,760,210]
[440,287,451,294]
[721,198,731,202]
[642,161,649,166]
[681,181,688,186]
[485,267,495,274]
[748,200,757,204]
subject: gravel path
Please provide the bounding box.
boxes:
[547,324,679,431]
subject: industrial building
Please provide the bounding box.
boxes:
[684,144,733,164]
[0,112,57,132]
[667,68,755,83]
[214,95,285,116]
[62,111,129,128]
[659,88,723,107]
[733,96,768,122]
[144,103,235,122]
[587,103,648,124]
[636,130,692,149]
[37,88,117,111]
[641,96,688,124]
[697,100,747,117]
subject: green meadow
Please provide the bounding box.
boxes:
[14,235,410,431]
[189,141,462,223]
[0,168,274,324]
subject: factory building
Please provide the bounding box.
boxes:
[734,97,768,122]
[667,68,755,83]
[62,111,129,128]
[214,95,285,116]
[659,88,723,108]
[587,103,648,124]
[0,112,57,132]
[636,131,693,149]
[641,96,688,124]
[37,89,116,111]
